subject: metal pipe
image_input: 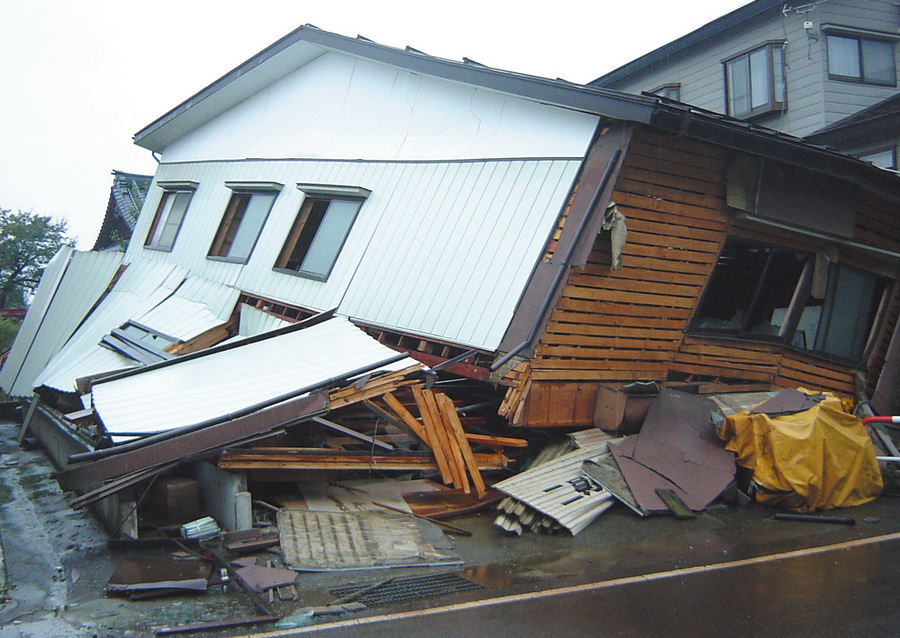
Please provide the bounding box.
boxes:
[490,147,622,372]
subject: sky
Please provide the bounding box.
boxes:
[0,1,752,249]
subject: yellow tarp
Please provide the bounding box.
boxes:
[717,389,882,512]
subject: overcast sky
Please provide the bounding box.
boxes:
[0,1,751,248]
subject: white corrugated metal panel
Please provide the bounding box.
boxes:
[133,276,239,341]
[238,304,291,336]
[0,249,125,396]
[91,316,421,441]
[158,52,599,164]
[340,159,581,349]
[493,435,616,535]
[127,157,580,351]
[33,261,188,392]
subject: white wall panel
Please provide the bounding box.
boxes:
[159,52,598,163]
[125,156,580,351]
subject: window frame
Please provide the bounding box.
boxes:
[826,32,896,86]
[723,42,786,119]
[688,236,892,365]
[650,83,681,101]
[273,184,370,281]
[144,180,197,252]
[207,181,282,264]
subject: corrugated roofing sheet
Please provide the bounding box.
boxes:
[0,248,124,397]
[493,431,616,535]
[91,316,419,441]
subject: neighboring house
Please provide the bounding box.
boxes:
[92,170,152,251]
[3,26,899,492]
[591,0,900,168]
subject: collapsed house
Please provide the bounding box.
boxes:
[2,26,899,538]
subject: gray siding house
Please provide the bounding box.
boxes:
[591,0,900,168]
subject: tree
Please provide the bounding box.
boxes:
[0,208,74,309]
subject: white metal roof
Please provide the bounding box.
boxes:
[91,316,420,441]
[33,262,240,393]
[0,248,124,397]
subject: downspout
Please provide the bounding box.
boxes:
[490,147,623,373]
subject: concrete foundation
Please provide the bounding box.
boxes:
[194,459,252,531]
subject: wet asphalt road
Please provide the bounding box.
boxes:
[256,532,900,638]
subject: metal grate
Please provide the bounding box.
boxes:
[329,573,482,607]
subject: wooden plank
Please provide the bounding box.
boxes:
[425,389,468,493]
[436,393,485,498]
[530,368,665,383]
[567,272,701,298]
[463,433,528,451]
[218,451,507,471]
[562,286,697,308]
[536,345,676,360]
[382,392,430,447]
[411,385,454,486]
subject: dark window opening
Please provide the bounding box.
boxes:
[691,237,890,362]
[208,191,276,263]
[275,195,363,280]
[145,190,193,251]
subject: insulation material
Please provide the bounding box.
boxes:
[601,201,627,270]
[718,389,883,512]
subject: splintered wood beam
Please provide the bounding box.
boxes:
[411,384,453,485]
[464,433,529,452]
[327,366,422,409]
[436,393,486,498]
[382,392,431,447]
[218,450,508,471]
[423,388,466,491]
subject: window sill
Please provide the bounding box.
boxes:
[206,255,249,265]
[827,74,896,87]
[143,245,174,253]
[273,266,328,282]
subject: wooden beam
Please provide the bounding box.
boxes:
[218,450,507,471]
[382,392,431,447]
[428,389,469,494]
[411,385,454,486]
[436,393,485,498]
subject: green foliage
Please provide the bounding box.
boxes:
[0,208,74,309]
[0,316,19,352]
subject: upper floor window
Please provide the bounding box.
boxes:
[651,83,681,101]
[145,181,197,251]
[690,237,891,363]
[827,34,895,86]
[208,182,281,263]
[274,184,369,280]
[724,43,786,118]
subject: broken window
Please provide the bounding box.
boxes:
[208,183,281,263]
[145,184,196,251]
[724,43,786,118]
[275,185,369,280]
[691,237,890,362]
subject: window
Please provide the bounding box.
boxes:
[208,182,281,263]
[651,84,680,101]
[145,182,196,251]
[275,185,369,280]
[724,43,786,118]
[827,34,895,85]
[690,237,890,362]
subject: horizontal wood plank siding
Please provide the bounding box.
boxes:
[514,126,899,426]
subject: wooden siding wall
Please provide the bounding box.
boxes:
[512,127,900,427]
